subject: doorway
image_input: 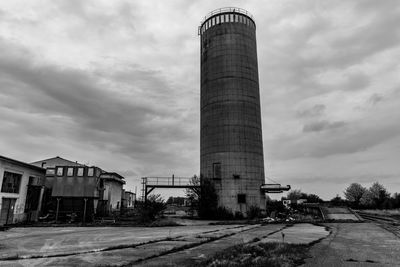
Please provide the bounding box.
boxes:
[0,198,16,225]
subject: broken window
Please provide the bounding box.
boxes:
[77,167,84,177]
[1,171,22,193]
[87,167,94,177]
[57,167,64,176]
[56,167,64,176]
[67,167,74,176]
[213,163,221,179]
[233,174,240,179]
[46,168,55,175]
[237,194,246,204]
[28,176,42,186]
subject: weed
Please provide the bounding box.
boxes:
[199,242,310,267]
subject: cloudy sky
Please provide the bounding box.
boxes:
[1,0,399,200]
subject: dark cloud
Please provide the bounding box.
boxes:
[303,120,345,133]
[269,117,399,160]
[310,2,400,69]
[1,0,400,198]
[297,104,325,117]
[368,94,383,105]
[0,38,198,176]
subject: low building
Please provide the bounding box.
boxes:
[32,156,127,220]
[100,172,125,213]
[43,165,104,222]
[122,190,136,209]
[0,155,45,225]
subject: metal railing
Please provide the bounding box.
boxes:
[200,7,254,25]
[142,176,193,187]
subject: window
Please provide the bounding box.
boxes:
[213,163,221,179]
[238,194,246,204]
[1,171,22,193]
[29,176,42,185]
[230,14,234,22]
[77,167,84,176]
[233,174,240,179]
[211,17,215,26]
[46,168,55,175]
[56,167,64,176]
[67,167,74,176]
[87,167,94,176]
[221,15,224,23]
[216,15,219,24]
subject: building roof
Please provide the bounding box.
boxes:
[100,172,125,184]
[101,172,124,179]
[30,156,84,167]
[0,155,45,172]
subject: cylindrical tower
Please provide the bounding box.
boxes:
[199,7,266,215]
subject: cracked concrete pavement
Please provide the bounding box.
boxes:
[0,223,329,266]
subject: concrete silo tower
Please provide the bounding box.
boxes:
[199,8,266,214]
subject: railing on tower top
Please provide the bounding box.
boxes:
[200,7,254,25]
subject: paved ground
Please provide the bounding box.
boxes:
[304,223,400,267]
[139,223,329,267]
[0,223,328,266]
[0,224,246,258]
[3,222,398,267]
[321,207,360,221]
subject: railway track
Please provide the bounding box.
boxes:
[357,211,400,238]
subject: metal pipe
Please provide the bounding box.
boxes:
[55,198,60,223]
[83,198,88,225]
[36,186,45,221]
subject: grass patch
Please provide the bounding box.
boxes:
[199,242,310,267]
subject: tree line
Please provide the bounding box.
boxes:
[341,182,400,209]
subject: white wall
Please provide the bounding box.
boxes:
[0,159,44,224]
[103,180,123,212]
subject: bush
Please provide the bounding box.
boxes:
[186,175,220,219]
[136,194,166,222]
[234,211,244,219]
[219,207,235,220]
[247,206,262,219]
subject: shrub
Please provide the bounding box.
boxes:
[215,206,234,220]
[247,206,262,219]
[235,211,244,219]
[136,194,166,222]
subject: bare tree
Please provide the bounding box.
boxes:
[185,175,218,218]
